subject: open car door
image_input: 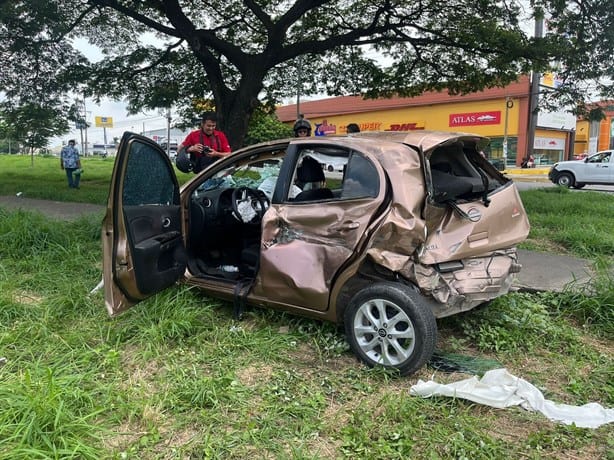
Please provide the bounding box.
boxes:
[102,132,187,316]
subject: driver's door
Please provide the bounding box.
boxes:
[583,151,612,182]
[102,132,186,316]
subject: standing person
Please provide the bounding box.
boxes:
[177,111,231,173]
[346,123,360,134]
[293,116,312,137]
[60,139,82,189]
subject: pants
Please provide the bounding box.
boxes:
[65,168,81,188]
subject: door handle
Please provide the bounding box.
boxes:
[335,221,360,231]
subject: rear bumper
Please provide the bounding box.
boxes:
[395,248,521,318]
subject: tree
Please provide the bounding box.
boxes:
[244,109,294,146]
[0,0,87,148]
[2,0,613,148]
[0,103,70,153]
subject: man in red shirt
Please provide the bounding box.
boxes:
[177,111,231,173]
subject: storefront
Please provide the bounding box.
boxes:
[533,131,568,165]
[276,76,576,167]
[573,102,614,156]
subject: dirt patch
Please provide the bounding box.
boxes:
[13,290,43,305]
[235,364,274,387]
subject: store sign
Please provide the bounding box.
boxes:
[95,116,114,128]
[449,111,501,127]
[534,137,565,150]
[385,122,425,131]
[540,72,563,89]
[537,111,576,130]
[348,122,382,132]
[314,119,337,135]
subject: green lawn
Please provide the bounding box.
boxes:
[0,154,612,459]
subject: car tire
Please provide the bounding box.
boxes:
[556,172,574,188]
[572,182,585,189]
[344,282,437,376]
[327,165,334,172]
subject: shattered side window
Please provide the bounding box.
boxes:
[341,153,379,199]
[287,148,379,202]
[123,142,177,206]
[196,153,287,198]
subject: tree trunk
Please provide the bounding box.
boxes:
[211,70,265,150]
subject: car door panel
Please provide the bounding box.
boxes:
[102,132,186,317]
[122,205,185,296]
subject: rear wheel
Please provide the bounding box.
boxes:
[344,282,437,376]
[556,172,574,188]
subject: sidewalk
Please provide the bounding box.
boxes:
[514,249,593,292]
[0,195,594,293]
[503,167,551,182]
[0,195,105,221]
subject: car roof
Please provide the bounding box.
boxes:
[347,130,490,154]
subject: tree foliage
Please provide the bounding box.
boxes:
[0,103,69,153]
[2,0,613,148]
[244,108,294,146]
[0,0,88,149]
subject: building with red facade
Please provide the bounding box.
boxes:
[276,76,578,168]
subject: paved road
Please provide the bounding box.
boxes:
[510,175,614,193]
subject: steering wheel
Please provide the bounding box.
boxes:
[231,187,270,223]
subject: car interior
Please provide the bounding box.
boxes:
[185,146,379,282]
[428,142,506,205]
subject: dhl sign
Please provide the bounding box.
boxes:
[385,122,425,131]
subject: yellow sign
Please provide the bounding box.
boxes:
[540,73,562,89]
[95,116,114,128]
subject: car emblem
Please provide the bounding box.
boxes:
[467,207,482,222]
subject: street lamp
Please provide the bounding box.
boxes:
[503,97,513,168]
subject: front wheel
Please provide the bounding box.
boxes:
[556,172,574,188]
[344,282,437,376]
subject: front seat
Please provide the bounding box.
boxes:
[294,157,334,202]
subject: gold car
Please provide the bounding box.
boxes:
[103,131,529,376]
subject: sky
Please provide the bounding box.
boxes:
[51,35,174,148]
[53,98,172,148]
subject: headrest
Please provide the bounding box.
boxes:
[297,157,324,183]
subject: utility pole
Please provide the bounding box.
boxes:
[296,57,302,119]
[83,95,88,156]
[526,10,544,163]
[166,107,172,157]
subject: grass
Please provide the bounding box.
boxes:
[0,154,192,205]
[0,154,613,458]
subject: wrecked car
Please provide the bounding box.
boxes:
[102,130,530,376]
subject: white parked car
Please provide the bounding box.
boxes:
[548,150,613,188]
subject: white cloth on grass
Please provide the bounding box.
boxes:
[410,368,614,429]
